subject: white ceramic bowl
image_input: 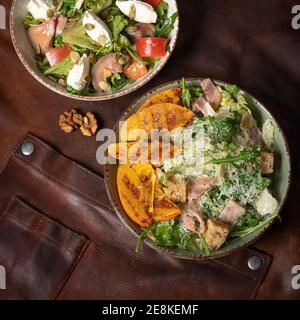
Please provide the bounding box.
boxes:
[10,0,179,101]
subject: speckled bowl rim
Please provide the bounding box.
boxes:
[104,78,292,261]
[9,0,180,101]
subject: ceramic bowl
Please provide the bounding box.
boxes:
[10,0,179,101]
[104,78,291,260]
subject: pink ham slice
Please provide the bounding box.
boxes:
[127,23,155,40]
[55,15,68,37]
[219,199,246,225]
[201,78,222,109]
[27,16,57,54]
[182,200,206,234]
[193,97,216,116]
[187,178,215,200]
[240,113,262,145]
[92,53,123,92]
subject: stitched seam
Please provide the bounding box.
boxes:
[53,240,90,300]
[0,196,17,225]
[0,132,29,178]
[212,259,257,281]
[26,135,105,183]
[9,198,86,240]
[0,196,90,299]
[13,155,114,214]
[5,215,83,257]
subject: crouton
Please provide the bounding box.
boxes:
[163,176,187,203]
[261,152,274,174]
[205,219,229,250]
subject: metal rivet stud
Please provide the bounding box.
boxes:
[21,141,35,156]
[248,256,263,271]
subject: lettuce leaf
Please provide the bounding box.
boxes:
[84,0,112,13]
[44,57,73,77]
[62,18,101,51]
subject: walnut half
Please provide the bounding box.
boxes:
[59,109,83,133]
[80,112,98,137]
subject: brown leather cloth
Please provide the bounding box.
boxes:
[0,134,272,299]
[0,0,299,299]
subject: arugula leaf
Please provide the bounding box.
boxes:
[181,78,192,108]
[125,47,146,65]
[232,207,263,236]
[44,57,73,77]
[108,73,131,92]
[23,12,40,28]
[199,234,210,256]
[155,12,178,38]
[181,78,203,109]
[208,149,260,165]
[231,212,278,238]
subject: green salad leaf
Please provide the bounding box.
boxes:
[224,84,240,100]
[232,206,263,236]
[67,84,92,96]
[181,78,203,109]
[108,73,131,92]
[144,220,203,252]
[108,14,129,40]
[155,4,178,38]
[208,149,260,165]
[44,57,73,77]
[125,47,146,65]
[54,36,64,47]
[193,113,241,144]
[62,18,101,51]
[59,0,77,17]
[231,212,278,238]
[156,1,169,20]
[84,0,112,13]
[23,12,40,28]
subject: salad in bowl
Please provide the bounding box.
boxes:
[105,78,291,258]
[14,0,178,99]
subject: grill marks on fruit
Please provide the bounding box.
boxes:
[122,173,140,200]
[117,164,156,227]
[120,103,195,141]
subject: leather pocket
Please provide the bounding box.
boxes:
[0,197,89,300]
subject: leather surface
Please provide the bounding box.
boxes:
[0,0,299,299]
[0,134,272,300]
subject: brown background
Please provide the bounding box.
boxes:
[0,0,300,299]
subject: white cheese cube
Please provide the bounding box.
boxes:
[27,0,55,21]
[116,0,157,23]
[67,54,90,91]
[254,188,278,216]
[83,10,112,45]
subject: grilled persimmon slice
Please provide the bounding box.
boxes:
[120,103,195,141]
[117,164,156,227]
[139,88,182,111]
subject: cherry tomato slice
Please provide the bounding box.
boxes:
[124,61,148,81]
[46,44,71,66]
[143,0,162,8]
[136,37,168,58]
